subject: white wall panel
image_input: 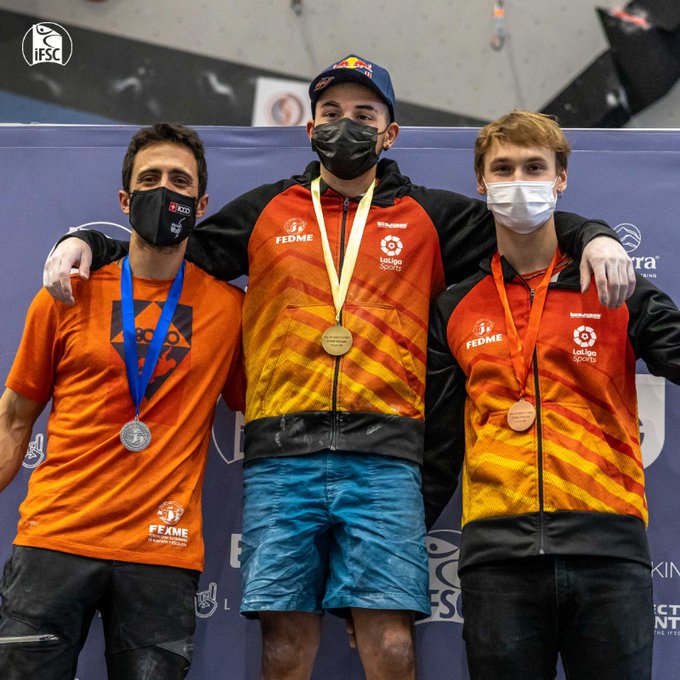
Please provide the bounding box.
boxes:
[0,0,673,124]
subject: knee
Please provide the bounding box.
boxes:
[106,645,191,680]
[367,628,415,670]
[261,629,319,672]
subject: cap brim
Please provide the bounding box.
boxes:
[309,70,394,119]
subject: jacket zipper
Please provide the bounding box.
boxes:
[527,285,546,554]
[329,196,350,451]
[0,634,60,645]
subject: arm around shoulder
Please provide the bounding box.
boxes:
[554,212,635,308]
[44,230,129,305]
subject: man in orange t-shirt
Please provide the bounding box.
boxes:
[0,123,244,680]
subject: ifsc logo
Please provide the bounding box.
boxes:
[23,433,45,469]
[195,582,219,619]
[417,529,464,625]
[22,22,73,66]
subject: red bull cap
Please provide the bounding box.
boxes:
[309,54,396,121]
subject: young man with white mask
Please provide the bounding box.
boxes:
[42,58,633,680]
[424,110,680,680]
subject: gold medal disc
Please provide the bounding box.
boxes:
[321,325,353,356]
[507,399,536,432]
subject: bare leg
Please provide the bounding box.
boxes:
[259,611,322,680]
[351,608,416,680]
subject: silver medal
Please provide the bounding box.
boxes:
[120,418,152,452]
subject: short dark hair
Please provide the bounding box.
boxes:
[122,122,208,197]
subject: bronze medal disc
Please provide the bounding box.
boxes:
[507,399,536,432]
[321,325,353,356]
[120,419,152,451]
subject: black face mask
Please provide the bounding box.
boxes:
[129,186,196,246]
[311,118,384,180]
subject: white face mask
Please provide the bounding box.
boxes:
[484,178,558,234]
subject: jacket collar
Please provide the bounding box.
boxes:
[479,252,581,287]
[294,158,409,207]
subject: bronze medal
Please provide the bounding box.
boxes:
[507,399,536,432]
[322,324,353,356]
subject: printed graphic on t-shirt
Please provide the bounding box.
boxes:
[110,300,193,399]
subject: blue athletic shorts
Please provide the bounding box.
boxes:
[240,450,431,618]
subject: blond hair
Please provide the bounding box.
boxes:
[474,110,570,180]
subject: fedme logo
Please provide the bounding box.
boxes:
[169,202,192,216]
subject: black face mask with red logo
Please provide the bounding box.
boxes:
[129,187,196,246]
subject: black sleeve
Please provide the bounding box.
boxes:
[422,292,467,530]
[409,186,621,287]
[183,178,296,281]
[553,212,620,259]
[58,230,129,270]
[183,195,254,280]
[627,275,680,384]
[409,188,496,286]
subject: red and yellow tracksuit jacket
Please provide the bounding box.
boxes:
[80,159,612,465]
[424,254,680,571]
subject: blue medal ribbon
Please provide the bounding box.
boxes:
[121,256,185,418]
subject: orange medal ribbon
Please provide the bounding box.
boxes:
[490,249,559,405]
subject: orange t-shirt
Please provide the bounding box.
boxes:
[6,261,244,571]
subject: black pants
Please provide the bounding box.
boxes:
[460,555,654,680]
[0,546,199,680]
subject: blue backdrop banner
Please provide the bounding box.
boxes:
[0,125,679,679]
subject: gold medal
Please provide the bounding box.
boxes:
[311,177,375,359]
[507,399,536,432]
[322,324,353,356]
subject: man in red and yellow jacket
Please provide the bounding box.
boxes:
[424,110,680,680]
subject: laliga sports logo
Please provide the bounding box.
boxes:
[614,223,642,253]
[157,501,184,526]
[22,23,73,66]
[417,529,464,625]
[23,433,46,469]
[381,235,403,257]
[573,325,597,348]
